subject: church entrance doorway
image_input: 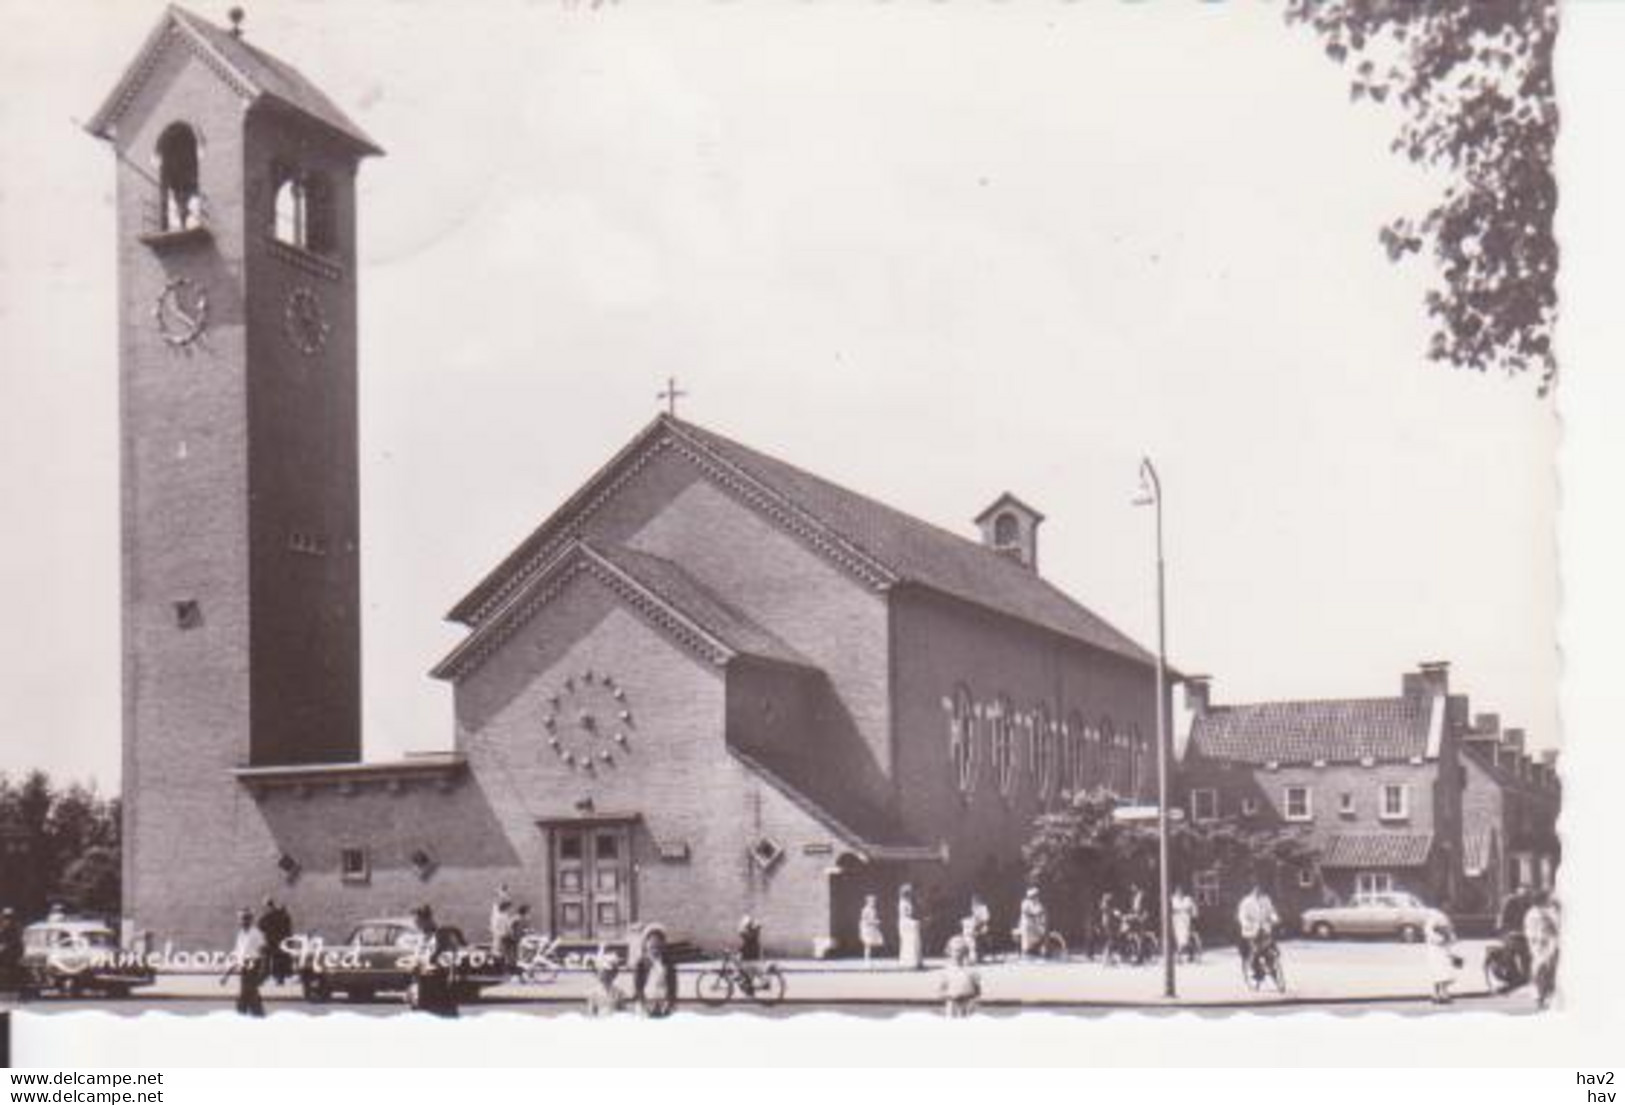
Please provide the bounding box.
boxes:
[549,823,633,942]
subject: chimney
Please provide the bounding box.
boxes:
[1417,660,1450,697]
[974,493,1044,572]
[1403,661,1450,702]
[1473,712,1501,738]
[1183,675,1212,716]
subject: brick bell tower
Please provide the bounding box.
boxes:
[88,7,381,939]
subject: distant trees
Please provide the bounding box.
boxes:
[1285,1,1559,396]
[0,771,121,921]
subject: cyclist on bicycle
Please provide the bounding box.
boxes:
[1236,883,1280,982]
[737,914,763,973]
[1015,887,1048,959]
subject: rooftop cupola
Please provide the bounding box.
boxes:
[974,492,1044,571]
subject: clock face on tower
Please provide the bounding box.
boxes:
[283,285,330,355]
[153,278,209,346]
[542,670,634,774]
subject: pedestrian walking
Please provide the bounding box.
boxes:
[1169,886,1199,963]
[411,905,460,1017]
[585,945,624,1016]
[897,885,923,969]
[0,908,24,996]
[939,935,981,1018]
[220,908,266,1017]
[1015,887,1046,960]
[632,926,678,1018]
[969,894,991,962]
[256,897,293,985]
[738,914,763,963]
[1423,907,1460,1004]
[1524,890,1561,1010]
[859,894,884,965]
[490,900,516,972]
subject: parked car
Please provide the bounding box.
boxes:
[298,917,507,1005]
[1301,892,1440,941]
[18,918,155,998]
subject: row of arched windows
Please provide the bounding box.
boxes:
[946,686,1149,805]
[153,122,336,253]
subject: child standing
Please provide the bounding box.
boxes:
[939,936,981,1018]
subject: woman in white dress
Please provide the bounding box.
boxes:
[1423,907,1459,1004]
[859,894,884,965]
[1169,886,1199,962]
[897,884,923,969]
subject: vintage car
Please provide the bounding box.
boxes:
[1301,892,1442,941]
[18,918,155,998]
[297,917,507,1005]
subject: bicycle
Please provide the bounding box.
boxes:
[695,952,786,1007]
[1241,930,1286,992]
[1009,927,1068,962]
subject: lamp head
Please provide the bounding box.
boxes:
[1132,458,1159,507]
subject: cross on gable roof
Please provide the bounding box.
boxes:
[446,414,1155,667]
[87,5,382,156]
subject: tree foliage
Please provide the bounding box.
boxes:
[0,771,122,920]
[1023,787,1317,934]
[1285,0,1559,396]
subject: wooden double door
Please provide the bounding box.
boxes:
[550,823,633,942]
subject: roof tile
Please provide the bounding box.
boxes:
[1189,697,1429,765]
[1319,833,1434,869]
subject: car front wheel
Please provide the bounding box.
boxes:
[301,974,330,1003]
[1398,924,1422,943]
[1310,922,1334,940]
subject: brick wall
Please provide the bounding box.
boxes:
[889,586,1158,945]
[242,107,363,768]
[114,45,258,949]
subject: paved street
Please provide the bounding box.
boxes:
[2,939,1549,1017]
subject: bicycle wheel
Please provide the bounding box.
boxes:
[695,969,734,1007]
[748,965,786,1006]
[1267,952,1287,993]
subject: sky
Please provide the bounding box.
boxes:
[0,0,1558,791]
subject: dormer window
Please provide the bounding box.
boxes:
[157,123,203,231]
[273,166,334,254]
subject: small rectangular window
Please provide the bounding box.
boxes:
[173,599,202,630]
[1339,791,1356,816]
[1190,788,1218,822]
[1240,797,1259,816]
[339,847,369,885]
[1194,869,1221,907]
[1380,784,1409,820]
[1298,867,1317,888]
[1284,785,1312,822]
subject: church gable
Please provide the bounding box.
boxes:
[447,416,896,629]
[433,538,811,684]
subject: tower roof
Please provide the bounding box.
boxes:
[87,6,383,156]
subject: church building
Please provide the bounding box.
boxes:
[91,7,1160,956]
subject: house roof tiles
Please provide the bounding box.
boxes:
[1188,696,1430,766]
[1319,833,1434,870]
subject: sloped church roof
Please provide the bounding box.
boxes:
[449,415,1155,667]
[87,6,382,156]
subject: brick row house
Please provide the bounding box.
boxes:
[1174,664,1559,932]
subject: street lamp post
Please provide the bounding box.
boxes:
[1133,456,1176,1000]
